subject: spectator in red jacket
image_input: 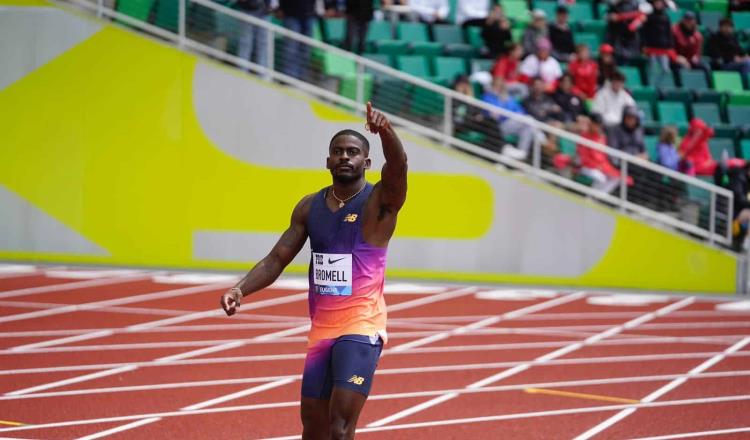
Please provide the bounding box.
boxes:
[568,44,599,99]
[680,118,717,176]
[672,11,707,71]
[577,113,629,193]
[491,43,528,98]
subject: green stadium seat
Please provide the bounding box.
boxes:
[677,0,698,10]
[700,0,728,13]
[434,57,467,83]
[410,42,443,56]
[680,70,723,103]
[657,102,689,130]
[397,55,433,79]
[374,40,409,56]
[740,139,750,158]
[638,100,660,132]
[535,1,558,20]
[692,102,735,138]
[568,3,594,24]
[559,137,576,156]
[322,52,356,77]
[411,85,445,116]
[734,12,750,34]
[728,105,750,136]
[153,0,177,32]
[621,66,644,87]
[662,89,693,105]
[397,22,429,42]
[666,9,682,23]
[574,33,601,55]
[465,26,484,49]
[371,78,410,114]
[644,136,659,162]
[579,20,607,38]
[339,73,374,105]
[432,24,466,44]
[709,138,737,160]
[713,71,750,104]
[322,18,346,46]
[504,1,531,25]
[366,20,393,45]
[632,87,658,107]
[471,58,494,73]
[700,11,724,32]
[364,53,392,67]
[444,43,479,58]
[117,0,155,22]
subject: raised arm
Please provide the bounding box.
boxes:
[366,102,407,211]
[220,195,312,316]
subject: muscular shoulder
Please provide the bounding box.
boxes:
[292,192,317,224]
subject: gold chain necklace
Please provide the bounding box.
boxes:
[331,182,366,208]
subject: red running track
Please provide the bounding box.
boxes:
[0,266,748,439]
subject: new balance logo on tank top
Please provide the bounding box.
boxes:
[306,183,388,347]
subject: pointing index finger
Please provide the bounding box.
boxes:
[366,101,373,121]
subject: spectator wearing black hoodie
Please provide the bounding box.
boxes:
[706,18,750,74]
[549,5,575,62]
[640,0,676,88]
[481,4,513,58]
[606,0,644,63]
[342,0,374,54]
[552,73,587,125]
[607,105,647,160]
[279,0,316,79]
[522,77,563,122]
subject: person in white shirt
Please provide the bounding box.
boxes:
[518,38,562,91]
[456,0,490,27]
[591,70,636,127]
[408,0,449,23]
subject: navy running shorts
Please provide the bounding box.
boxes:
[301,334,383,399]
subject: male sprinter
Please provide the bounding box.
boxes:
[220,102,407,439]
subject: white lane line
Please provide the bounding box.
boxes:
[5,366,137,396]
[3,368,748,402]
[2,394,748,434]
[180,378,296,411]
[386,287,477,311]
[390,292,585,352]
[366,297,695,428]
[3,347,748,377]
[572,336,750,440]
[3,291,309,395]
[0,274,150,299]
[0,282,232,326]
[74,417,163,440]
[629,427,750,440]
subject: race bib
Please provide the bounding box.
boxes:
[312,252,352,296]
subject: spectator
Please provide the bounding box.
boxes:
[522,9,549,55]
[481,4,512,58]
[279,0,316,79]
[409,0,449,24]
[706,18,750,74]
[552,73,588,124]
[607,105,647,160]
[672,11,708,71]
[519,38,563,91]
[657,125,682,171]
[640,0,678,88]
[722,163,750,250]
[606,0,644,63]
[236,0,271,69]
[523,77,563,122]
[592,70,635,127]
[341,0,374,54]
[597,43,618,86]
[679,118,717,176]
[577,113,626,193]
[491,43,528,98]
[452,75,502,152]
[549,5,575,62]
[568,44,599,99]
[482,77,546,160]
[456,0,491,27]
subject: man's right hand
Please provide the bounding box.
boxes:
[220,287,243,316]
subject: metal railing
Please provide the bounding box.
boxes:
[64,0,735,246]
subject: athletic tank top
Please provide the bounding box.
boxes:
[306,183,388,347]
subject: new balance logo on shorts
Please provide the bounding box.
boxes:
[347,375,365,386]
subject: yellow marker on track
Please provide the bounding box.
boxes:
[525,387,640,405]
[0,420,25,426]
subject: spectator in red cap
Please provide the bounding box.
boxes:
[568,44,599,99]
[598,43,618,86]
[672,11,708,71]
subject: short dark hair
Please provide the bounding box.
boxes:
[330,129,370,153]
[611,70,626,82]
[719,17,734,27]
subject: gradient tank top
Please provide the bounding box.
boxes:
[306,183,388,347]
